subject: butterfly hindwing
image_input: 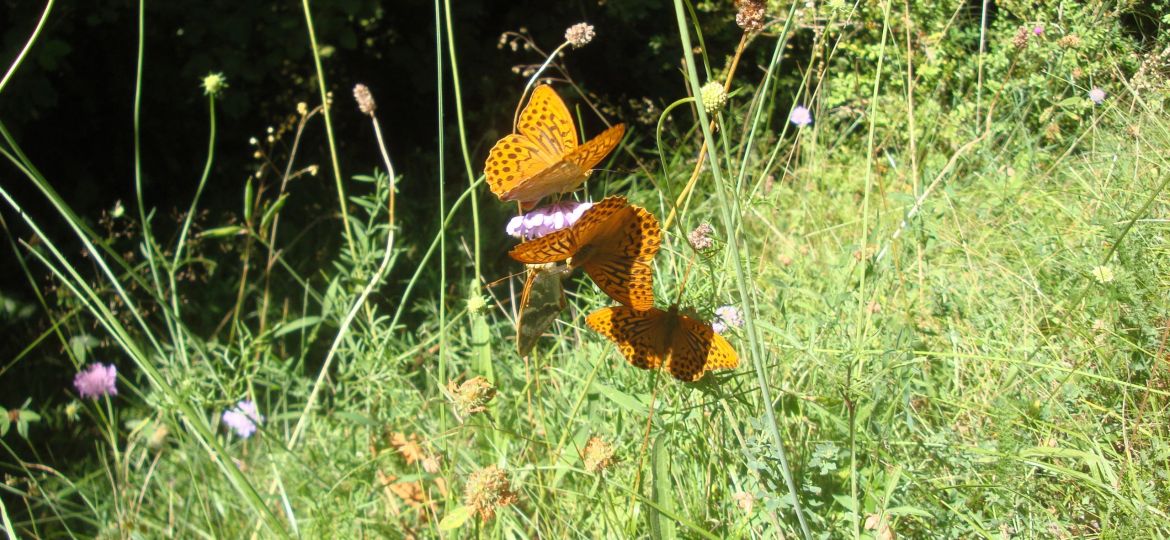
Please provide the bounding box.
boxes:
[563,124,625,172]
[667,314,738,381]
[578,204,660,311]
[508,196,628,264]
[586,307,668,371]
[517,265,570,356]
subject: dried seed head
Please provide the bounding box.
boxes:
[463,466,518,521]
[688,223,715,251]
[565,23,595,48]
[735,0,766,32]
[447,376,497,417]
[581,436,617,473]
[353,84,376,116]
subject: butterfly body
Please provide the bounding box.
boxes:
[485,86,626,207]
[509,196,660,311]
[586,305,738,382]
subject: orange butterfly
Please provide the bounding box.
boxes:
[509,196,660,311]
[485,85,626,208]
[586,305,739,382]
[515,264,572,356]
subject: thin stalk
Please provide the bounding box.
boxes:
[433,0,449,433]
[301,0,356,256]
[132,0,167,310]
[0,0,55,95]
[441,0,482,280]
[670,2,811,538]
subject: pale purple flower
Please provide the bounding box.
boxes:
[1088,87,1106,105]
[73,363,117,399]
[712,305,744,334]
[506,201,592,240]
[223,400,264,438]
[789,105,812,127]
[1032,25,1044,36]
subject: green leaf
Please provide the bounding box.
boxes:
[0,408,9,437]
[273,316,323,338]
[438,505,475,531]
[244,177,254,223]
[591,383,649,415]
[650,433,677,540]
[260,194,289,231]
[200,226,246,239]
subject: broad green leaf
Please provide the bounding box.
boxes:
[438,505,475,531]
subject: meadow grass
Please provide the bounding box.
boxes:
[2,0,1169,538]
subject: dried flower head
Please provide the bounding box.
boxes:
[1088,87,1106,105]
[712,305,744,334]
[700,81,728,115]
[1091,265,1115,284]
[447,376,497,417]
[1057,34,1081,48]
[790,105,813,127]
[1012,26,1030,49]
[201,72,228,97]
[222,400,264,438]
[565,23,595,48]
[688,222,715,251]
[463,465,518,521]
[353,84,376,116]
[506,201,592,239]
[74,363,118,399]
[581,436,617,473]
[735,0,767,32]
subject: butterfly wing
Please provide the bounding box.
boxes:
[517,265,570,356]
[505,124,626,203]
[517,85,578,156]
[666,313,739,382]
[563,123,625,173]
[508,196,628,264]
[586,306,669,371]
[578,201,660,311]
[485,134,561,201]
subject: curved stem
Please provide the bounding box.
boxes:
[0,0,55,96]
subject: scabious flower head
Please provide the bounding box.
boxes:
[581,436,617,474]
[735,0,767,32]
[447,376,497,418]
[222,399,264,438]
[565,23,595,48]
[506,201,592,240]
[73,363,117,399]
[353,83,376,116]
[1088,87,1106,105]
[700,81,728,115]
[463,465,518,522]
[688,223,715,251]
[790,105,813,127]
[712,305,744,334]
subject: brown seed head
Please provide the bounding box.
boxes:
[581,436,617,473]
[463,466,518,521]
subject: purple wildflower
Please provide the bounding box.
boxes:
[223,400,264,438]
[1088,87,1106,105]
[789,105,812,127]
[712,305,744,334]
[73,363,117,399]
[506,201,592,240]
[1032,25,1044,36]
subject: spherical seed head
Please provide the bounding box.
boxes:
[448,376,497,417]
[582,436,617,473]
[700,82,728,115]
[353,84,376,116]
[201,72,228,97]
[463,466,518,521]
[565,23,595,48]
[735,0,766,32]
[688,222,715,251]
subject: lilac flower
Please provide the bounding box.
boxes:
[712,305,744,334]
[73,363,117,399]
[1088,87,1106,105]
[789,105,812,127]
[506,201,592,240]
[223,400,264,438]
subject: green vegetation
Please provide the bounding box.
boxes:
[2,0,1169,538]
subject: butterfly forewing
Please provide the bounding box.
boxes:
[517,86,578,157]
[579,204,660,311]
[667,314,738,381]
[483,85,626,206]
